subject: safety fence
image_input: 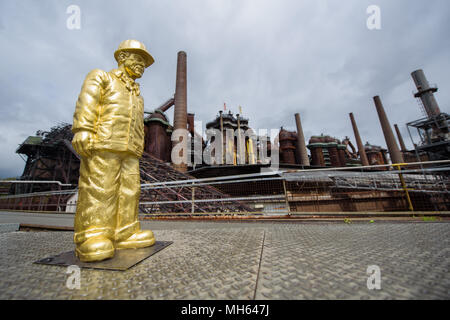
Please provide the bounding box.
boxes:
[0,160,449,215]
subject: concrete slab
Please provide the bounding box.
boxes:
[0,222,448,300]
[0,223,19,233]
[0,228,264,299]
[255,223,450,299]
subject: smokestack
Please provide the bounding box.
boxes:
[294,113,310,166]
[394,124,407,152]
[373,96,404,164]
[349,113,369,166]
[173,51,188,172]
[411,69,441,118]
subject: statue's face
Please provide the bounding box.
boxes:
[122,52,146,79]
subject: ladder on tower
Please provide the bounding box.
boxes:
[414,94,428,118]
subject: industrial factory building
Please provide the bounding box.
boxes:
[1,51,449,215]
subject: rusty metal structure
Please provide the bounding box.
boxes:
[306,135,352,167]
[307,136,325,167]
[2,159,449,214]
[143,52,205,168]
[144,109,173,163]
[282,163,450,213]
[407,69,450,161]
[156,97,175,113]
[1,124,81,210]
[341,137,358,160]
[364,142,388,167]
[7,119,248,213]
[204,111,257,166]
[4,56,450,216]
[138,153,250,213]
[278,127,297,165]
[15,124,80,193]
[277,120,313,167]
[393,123,429,164]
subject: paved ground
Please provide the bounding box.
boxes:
[0,217,448,299]
[0,211,76,228]
[1,210,448,231]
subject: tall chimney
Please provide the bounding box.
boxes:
[394,124,407,152]
[349,113,369,166]
[411,69,441,118]
[373,96,404,164]
[294,113,310,166]
[173,51,188,172]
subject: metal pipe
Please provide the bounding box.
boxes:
[0,180,72,187]
[157,97,175,113]
[294,113,310,166]
[0,189,78,199]
[373,96,404,164]
[349,113,369,166]
[140,165,449,190]
[392,164,414,212]
[2,163,448,201]
[191,183,195,214]
[394,124,407,152]
[406,124,425,172]
[140,195,286,206]
[282,179,291,215]
[142,177,283,190]
[173,51,188,172]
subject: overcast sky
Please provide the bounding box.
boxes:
[0,0,449,178]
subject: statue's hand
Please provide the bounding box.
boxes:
[72,131,94,158]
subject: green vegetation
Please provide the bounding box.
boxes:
[422,216,440,222]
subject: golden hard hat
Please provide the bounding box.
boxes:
[114,39,154,67]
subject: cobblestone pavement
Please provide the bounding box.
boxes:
[0,222,448,299]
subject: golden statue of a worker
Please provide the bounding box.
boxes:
[71,40,155,262]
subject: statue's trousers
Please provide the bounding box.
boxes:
[73,150,141,245]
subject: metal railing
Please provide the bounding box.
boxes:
[0,160,449,215]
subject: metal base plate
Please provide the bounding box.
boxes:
[34,241,173,271]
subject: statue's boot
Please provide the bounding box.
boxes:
[75,236,115,262]
[115,230,155,249]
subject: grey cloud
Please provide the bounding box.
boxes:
[0,0,448,178]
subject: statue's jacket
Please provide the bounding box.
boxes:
[72,68,145,158]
